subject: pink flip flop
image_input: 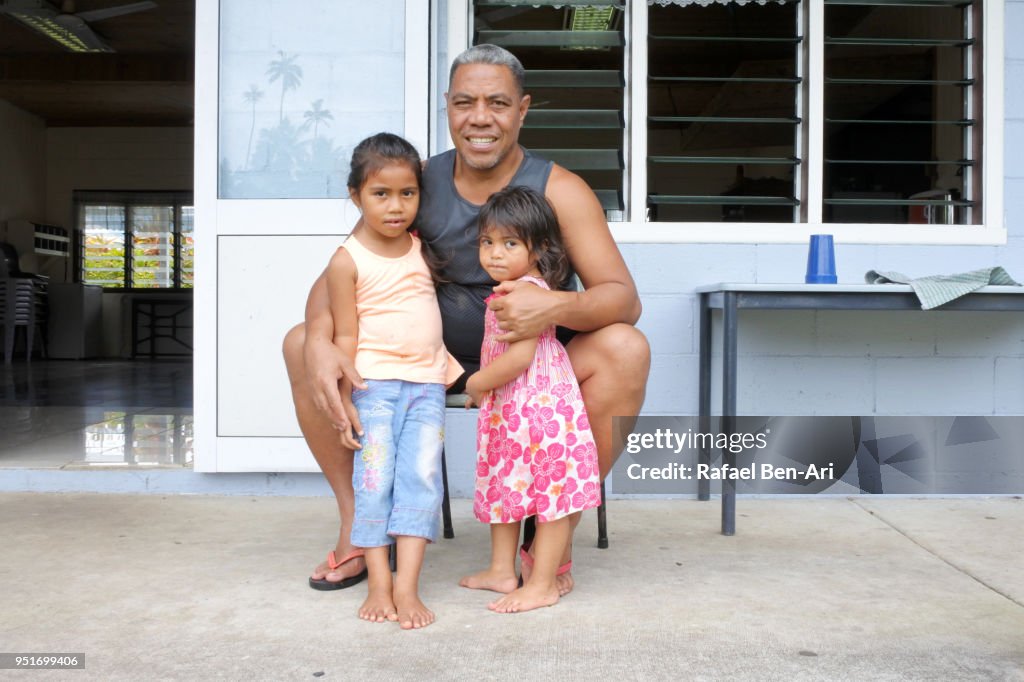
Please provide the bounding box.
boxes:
[518,543,572,579]
[308,549,368,591]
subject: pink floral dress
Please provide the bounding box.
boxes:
[473,275,602,524]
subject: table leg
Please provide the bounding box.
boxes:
[721,292,738,536]
[698,293,712,501]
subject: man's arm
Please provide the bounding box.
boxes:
[302,261,366,435]
[324,248,364,449]
[490,165,641,341]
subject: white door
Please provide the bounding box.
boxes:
[194,0,430,471]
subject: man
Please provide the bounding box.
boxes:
[283,44,650,595]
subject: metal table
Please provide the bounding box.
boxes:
[696,282,1024,535]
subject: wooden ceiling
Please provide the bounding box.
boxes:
[0,0,194,126]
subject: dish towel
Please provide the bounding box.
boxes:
[865,267,1020,310]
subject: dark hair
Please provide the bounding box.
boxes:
[347,132,448,282]
[477,186,569,289]
[347,132,422,192]
[449,44,526,98]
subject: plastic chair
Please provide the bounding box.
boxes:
[0,278,37,363]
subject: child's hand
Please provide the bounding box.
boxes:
[465,374,485,409]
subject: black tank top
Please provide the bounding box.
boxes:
[415,147,554,368]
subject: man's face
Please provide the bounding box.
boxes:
[446,63,530,172]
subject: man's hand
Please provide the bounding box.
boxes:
[303,335,366,438]
[489,280,565,343]
[336,378,364,450]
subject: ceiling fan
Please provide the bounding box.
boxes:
[0,0,157,53]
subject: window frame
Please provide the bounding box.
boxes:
[76,191,195,291]
[452,0,1005,245]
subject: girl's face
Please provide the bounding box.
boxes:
[478,225,538,282]
[349,162,420,241]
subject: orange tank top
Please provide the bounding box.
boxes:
[342,234,462,385]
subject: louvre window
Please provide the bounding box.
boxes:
[823,0,979,225]
[467,0,992,231]
[77,192,195,289]
[473,0,626,218]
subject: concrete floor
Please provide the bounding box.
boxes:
[1,493,1022,680]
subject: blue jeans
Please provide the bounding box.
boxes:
[350,380,446,547]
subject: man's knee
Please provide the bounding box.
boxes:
[596,324,651,384]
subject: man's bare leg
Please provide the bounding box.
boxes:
[283,323,365,584]
[522,323,650,594]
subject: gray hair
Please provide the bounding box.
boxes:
[448,44,526,96]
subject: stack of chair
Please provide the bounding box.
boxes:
[0,277,37,363]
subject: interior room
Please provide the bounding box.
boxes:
[0,0,195,469]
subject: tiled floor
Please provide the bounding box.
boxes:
[0,360,193,469]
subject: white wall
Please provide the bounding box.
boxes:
[45,127,194,356]
[0,100,47,263]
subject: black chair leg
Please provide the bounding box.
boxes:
[597,479,609,549]
[388,543,397,572]
[441,446,454,539]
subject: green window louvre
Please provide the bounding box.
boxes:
[825,37,973,47]
[525,109,622,129]
[650,76,802,85]
[825,159,975,166]
[827,78,974,86]
[594,189,623,212]
[525,70,623,88]
[648,35,802,44]
[535,149,622,171]
[650,156,801,166]
[649,195,799,207]
[824,0,973,6]
[826,119,974,126]
[477,30,622,48]
[650,116,800,125]
[824,198,974,206]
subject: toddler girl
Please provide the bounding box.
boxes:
[459,185,601,613]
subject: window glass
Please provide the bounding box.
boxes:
[180,206,195,289]
[823,1,978,224]
[76,192,193,290]
[647,0,801,223]
[472,1,626,219]
[81,205,126,288]
[218,0,408,198]
[131,206,175,289]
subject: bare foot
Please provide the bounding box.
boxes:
[394,589,435,629]
[520,548,574,597]
[358,586,397,623]
[459,568,518,594]
[488,583,559,614]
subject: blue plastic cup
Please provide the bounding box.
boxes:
[805,234,837,284]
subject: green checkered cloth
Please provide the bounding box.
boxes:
[865,267,1020,310]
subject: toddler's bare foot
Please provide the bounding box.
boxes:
[394,588,435,629]
[487,583,559,614]
[459,568,518,594]
[358,586,397,623]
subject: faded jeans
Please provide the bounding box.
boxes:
[350,380,446,547]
